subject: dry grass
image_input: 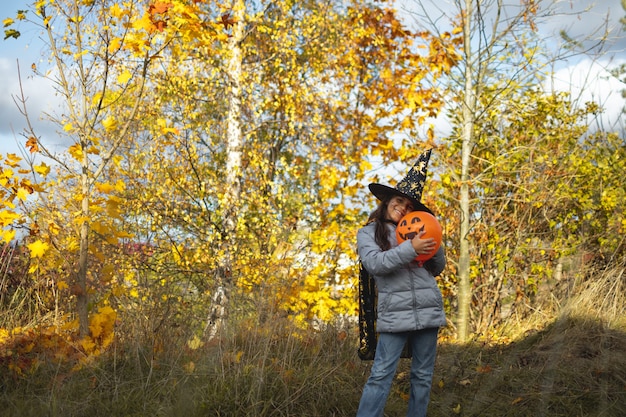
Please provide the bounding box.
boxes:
[0,264,624,416]
[421,315,626,417]
[391,263,626,417]
[564,264,626,329]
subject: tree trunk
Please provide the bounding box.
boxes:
[205,0,246,341]
[77,160,90,337]
[457,0,474,342]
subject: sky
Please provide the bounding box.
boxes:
[396,0,626,139]
[0,0,624,157]
[1,0,59,156]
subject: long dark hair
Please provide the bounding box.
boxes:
[365,197,439,273]
[366,197,394,251]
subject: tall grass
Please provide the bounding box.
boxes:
[1,262,624,416]
[0,315,368,417]
[426,261,626,417]
[564,263,626,328]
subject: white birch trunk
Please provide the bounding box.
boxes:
[457,0,474,342]
[206,0,246,341]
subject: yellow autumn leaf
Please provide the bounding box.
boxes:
[0,328,8,344]
[64,123,74,132]
[4,153,21,168]
[132,13,153,32]
[91,221,107,234]
[3,18,14,27]
[1,168,13,179]
[34,162,51,177]
[117,70,132,84]
[110,3,124,19]
[68,143,84,160]
[16,187,30,201]
[183,361,195,374]
[157,118,179,135]
[27,240,49,258]
[101,264,115,283]
[108,37,122,54]
[48,221,60,235]
[80,336,96,352]
[0,210,20,226]
[115,180,125,192]
[187,335,203,350]
[359,159,372,172]
[112,155,123,167]
[92,92,103,106]
[2,229,16,244]
[107,197,121,219]
[96,182,115,193]
[102,116,117,131]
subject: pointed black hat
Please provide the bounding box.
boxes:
[368,149,432,213]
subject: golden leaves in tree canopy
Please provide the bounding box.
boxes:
[0,0,466,362]
[146,0,460,325]
[147,2,173,32]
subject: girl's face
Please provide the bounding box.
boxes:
[386,196,414,223]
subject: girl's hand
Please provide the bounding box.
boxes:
[411,230,436,257]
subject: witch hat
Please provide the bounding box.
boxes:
[368,149,433,213]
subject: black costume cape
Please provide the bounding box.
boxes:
[358,262,411,360]
[358,261,377,360]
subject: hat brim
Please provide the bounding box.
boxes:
[368,183,432,214]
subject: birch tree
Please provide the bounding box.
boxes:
[204,0,246,340]
[111,0,459,338]
[405,0,614,340]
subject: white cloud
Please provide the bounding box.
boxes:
[0,57,59,155]
[395,0,625,136]
[547,0,626,56]
[547,58,626,131]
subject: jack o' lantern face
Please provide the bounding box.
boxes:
[397,214,425,241]
[396,211,443,261]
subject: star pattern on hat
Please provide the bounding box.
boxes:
[395,149,431,203]
[367,148,433,213]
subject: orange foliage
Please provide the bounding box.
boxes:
[0,307,117,378]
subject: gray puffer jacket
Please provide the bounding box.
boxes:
[357,221,447,333]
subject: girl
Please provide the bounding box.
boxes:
[356,149,446,417]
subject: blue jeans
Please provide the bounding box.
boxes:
[356,327,439,417]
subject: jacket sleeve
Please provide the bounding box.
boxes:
[357,224,416,276]
[424,246,446,276]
